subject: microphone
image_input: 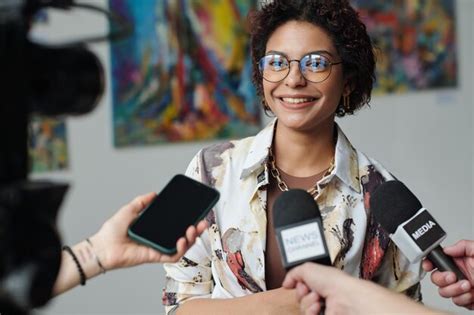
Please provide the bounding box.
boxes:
[273,189,331,269]
[370,180,465,280]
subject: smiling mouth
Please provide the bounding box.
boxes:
[280,97,317,104]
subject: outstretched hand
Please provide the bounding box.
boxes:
[422,239,474,310]
[283,263,434,315]
[89,192,208,271]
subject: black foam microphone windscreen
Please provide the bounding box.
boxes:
[273,189,331,269]
[370,180,422,234]
[370,180,465,280]
[273,189,321,227]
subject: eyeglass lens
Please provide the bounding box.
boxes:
[259,53,335,83]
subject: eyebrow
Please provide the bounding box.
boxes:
[265,50,336,58]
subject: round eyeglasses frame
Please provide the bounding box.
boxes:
[258,53,343,83]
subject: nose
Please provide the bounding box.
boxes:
[284,60,306,88]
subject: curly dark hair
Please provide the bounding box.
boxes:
[248,0,376,117]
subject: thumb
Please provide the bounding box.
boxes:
[129,192,157,215]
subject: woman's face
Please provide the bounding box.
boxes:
[263,20,347,133]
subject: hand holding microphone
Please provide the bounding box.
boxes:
[283,262,439,315]
[281,182,467,315]
[272,189,331,314]
[370,181,472,309]
[422,240,474,310]
[370,180,466,280]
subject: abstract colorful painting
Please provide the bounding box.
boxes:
[109,0,260,146]
[29,116,69,173]
[351,0,457,94]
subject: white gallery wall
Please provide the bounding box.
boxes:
[34,0,473,314]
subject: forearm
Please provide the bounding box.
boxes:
[354,280,446,315]
[175,296,258,315]
[175,288,298,315]
[52,239,104,296]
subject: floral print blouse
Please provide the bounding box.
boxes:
[163,119,424,314]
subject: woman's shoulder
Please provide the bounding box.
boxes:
[356,150,397,184]
[336,127,397,185]
[336,126,394,180]
[190,134,260,175]
[197,120,274,161]
[356,150,388,169]
[199,135,257,159]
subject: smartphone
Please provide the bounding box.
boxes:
[128,174,220,254]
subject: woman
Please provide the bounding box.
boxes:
[163,1,424,314]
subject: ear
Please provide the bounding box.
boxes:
[343,76,355,96]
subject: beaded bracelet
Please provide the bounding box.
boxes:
[63,245,86,285]
[86,238,106,274]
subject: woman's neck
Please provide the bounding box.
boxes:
[272,119,336,177]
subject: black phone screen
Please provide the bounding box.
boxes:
[128,174,219,253]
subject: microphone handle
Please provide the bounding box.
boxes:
[427,247,466,280]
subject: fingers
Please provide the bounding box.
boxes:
[283,262,336,296]
[159,237,188,263]
[464,302,474,311]
[185,221,208,245]
[305,303,320,315]
[295,281,310,301]
[444,239,474,258]
[168,224,203,262]
[300,291,320,315]
[282,275,295,289]
[196,220,208,235]
[422,259,435,272]
[451,288,474,308]
[438,279,472,298]
[431,271,458,288]
[300,291,319,307]
[282,265,306,289]
[127,215,206,265]
[284,265,324,315]
[427,257,474,308]
[432,270,474,307]
[185,225,197,244]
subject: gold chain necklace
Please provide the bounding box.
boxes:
[268,147,335,198]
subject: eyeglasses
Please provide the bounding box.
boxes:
[258,53,342,83]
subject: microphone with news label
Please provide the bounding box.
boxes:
[370,180,465,281]
[273,189,331,269]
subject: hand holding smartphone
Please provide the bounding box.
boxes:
[128,175,219,254]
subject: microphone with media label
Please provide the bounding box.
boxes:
[273,189,331,269]
[370,180,465,280]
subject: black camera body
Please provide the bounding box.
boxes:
[0,0,111,313]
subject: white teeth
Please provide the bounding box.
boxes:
[281,97,315,104]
